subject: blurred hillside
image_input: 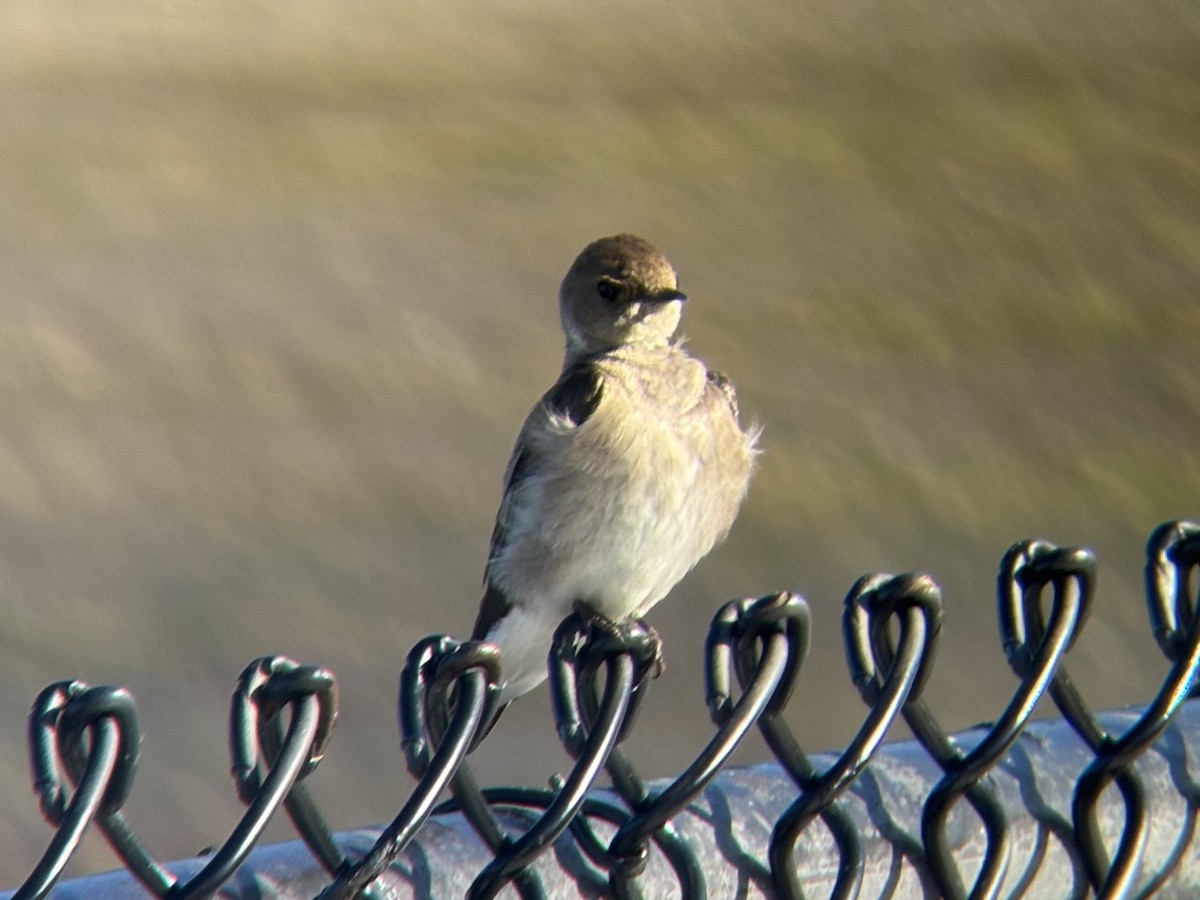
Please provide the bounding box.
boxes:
[0,0,1197,883]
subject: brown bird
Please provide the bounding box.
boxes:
[472,234,758,704]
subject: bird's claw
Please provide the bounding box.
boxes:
[571,606,665,685]
[634,620,666,683]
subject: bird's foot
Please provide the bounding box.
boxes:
[571,604,665,684]
[572,601,623,639]
[634,619,666,681]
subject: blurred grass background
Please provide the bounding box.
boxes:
[1,0,1198,882]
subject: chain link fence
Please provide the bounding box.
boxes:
[5,519,1200,898]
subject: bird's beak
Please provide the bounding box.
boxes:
[640,288,688,304]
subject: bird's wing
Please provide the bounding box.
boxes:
[707,369,739,417]
[472,581,516,641]
[471,361,605,640]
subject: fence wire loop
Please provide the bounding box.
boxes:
[398,635,457,771]
[399,636,503,770]
[918,542,1092,900]
[318,637,504,900]
[602,594,808,899]
[162,655,335,899]
[27,691,169,900]
[845,572,1023,900]
[844,572,943,708]
[999,541,1097,679]
[1069,520,1200,897]
[997,539,1153,898]
[28,681,141,827]
[228,656,346,883]
[549,616,681,900]
[1146,520,1200,664]
[706,592,810,724]
[54,685,141,818]
[463,616,658,899]
[551,614,660,756]
[27,682,78,827]
[766,580,939,900]
[230,656,339,800]
[18,682,143,900]
[421,640,549,900]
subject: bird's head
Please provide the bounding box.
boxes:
[559,234,687,357]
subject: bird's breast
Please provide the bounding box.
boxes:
[494,353,753,615]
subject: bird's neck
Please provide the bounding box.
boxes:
[563,335,674,367]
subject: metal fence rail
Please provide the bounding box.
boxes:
[4,520,1199,899]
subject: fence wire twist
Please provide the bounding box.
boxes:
[7,519,1200,899]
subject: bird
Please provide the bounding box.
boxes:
[471,234,758,708]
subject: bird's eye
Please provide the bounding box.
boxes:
[596,278,623,301]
